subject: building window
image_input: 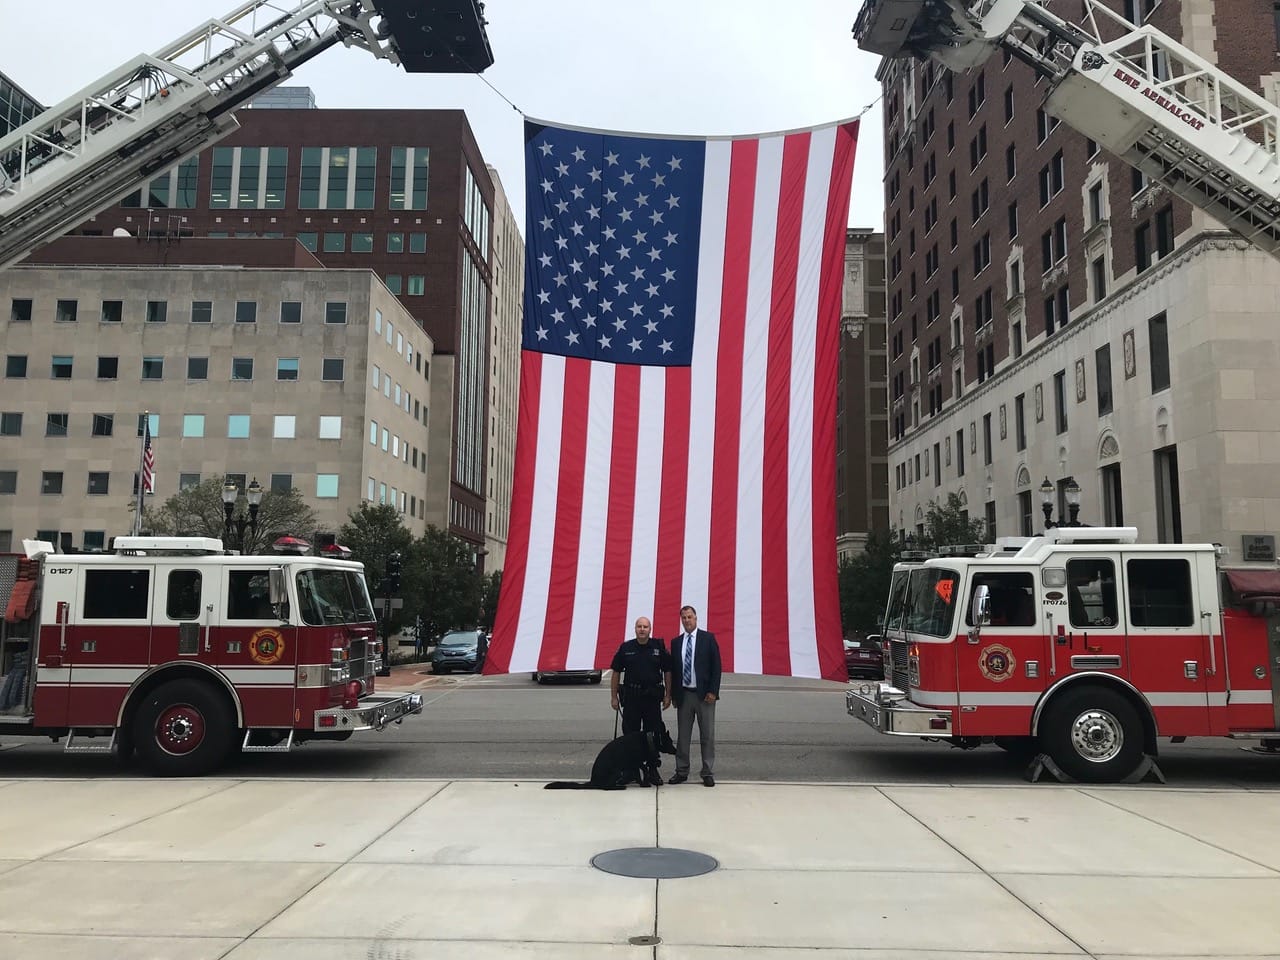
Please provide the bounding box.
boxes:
[407,275,425,296]
[179,473,201,490]
[0,412,21,436]
[1135,223,1152,271]
[385,274,403,295]
[10,299,32,323]
[1091,256,1107,301]
[297,232,319,252]
[1149,311,1171,392]
[231,357,254,381]
[227,415,251,439]
[1155,204,1174,258]
[1096,344,1113,415]
[41,471,63,495]
[87,472,110,495]
[322,358,345,381]
[183,414,205,438]
[146,300,167,323]
[322,232,346,253]
[101,300,123,323]
[142,357,164,380]
[235,301,257,324]
[270,474,292,493]
[5,355,27,378]
[97,356,118,379]
[188,357,209,380]
[92,413,113,437]
[191,300,213,323]
[316,474,340,498]
[956,429,965,477]
[982,413,993,466]
[1012,321,1023,358]
[277,358,300,381]
[0,472,15,495]
[409,232,427,254]
[318,415,342,439]
[1054,369,1068,434]
[1088,183,1105,225]
[51,355,73,379]
[1007,201,1018,239]
[280,301,302,324]
[55,299,78,323]
[1014,394,1026,451]
[390,146,430,210]
[1019,490,1034,536]
[387,232,405,253]
[273,415,296,439]
[325,302,347,324]
[137,413,158,438]
[352,232,374,253]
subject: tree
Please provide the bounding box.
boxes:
[839,529,900,637]
[479,569,503,632]
[404,525,482,642]
[144,479,317,555]
[922,492,990,548]
[338,503,414,593]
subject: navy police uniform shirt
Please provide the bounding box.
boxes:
[611,639,672,691]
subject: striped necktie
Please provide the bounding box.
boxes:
[682,633,694,687]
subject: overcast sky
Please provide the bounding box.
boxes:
[2,1,885,232]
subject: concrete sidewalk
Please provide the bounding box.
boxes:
[0,776,1279,958]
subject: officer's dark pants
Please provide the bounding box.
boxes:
[621,693,664,769]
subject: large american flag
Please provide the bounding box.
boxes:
[486,118,858,681]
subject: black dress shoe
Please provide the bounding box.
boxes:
[645,768,664,786]
[668,773,688,784]
[702,775,715,787]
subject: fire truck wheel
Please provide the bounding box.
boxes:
[1040,686,1143,783]
[133,680,235,777]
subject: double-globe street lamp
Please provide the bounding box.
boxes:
[1039,475,1082,528]
[222,477,263,553]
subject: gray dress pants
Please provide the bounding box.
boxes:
[675,689,716,777]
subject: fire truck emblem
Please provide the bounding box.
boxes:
[249,628,285,665]
[1080,50,1106,71]
[978,644,1015,682]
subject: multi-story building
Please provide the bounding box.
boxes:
[484,167,523,573]
[249,86,317,110]
[0,243,444,552]
[882,0,1280,557]
[77,108,496,559]
[836,229,890,562]
[0,70,41,137]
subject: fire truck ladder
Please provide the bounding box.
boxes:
[0,0,492,271]
[855,0,1280,258]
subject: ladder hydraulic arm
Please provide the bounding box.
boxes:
[0,0,493,270]
[855,0,1280,259]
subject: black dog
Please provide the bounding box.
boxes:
[545,727,677,790]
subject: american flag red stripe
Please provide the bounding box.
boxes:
[488,119,858,680]
[141,421,155,494]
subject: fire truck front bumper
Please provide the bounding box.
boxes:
[314,692,424,733]
[846,682,953,736]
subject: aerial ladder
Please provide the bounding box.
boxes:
[854,0,1280,258]
[0,0,493,270]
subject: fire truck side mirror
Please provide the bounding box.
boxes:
[268,568,286,606]
[969,585,991,643]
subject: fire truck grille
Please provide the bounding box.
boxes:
[348,637,371,679]
[889,639,911,691]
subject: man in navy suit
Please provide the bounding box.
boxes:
[668,605,722,786]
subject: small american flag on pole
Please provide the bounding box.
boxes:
[485,117,858,681]
[141,419,155,494]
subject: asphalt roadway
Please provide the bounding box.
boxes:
[3,669,1280,788]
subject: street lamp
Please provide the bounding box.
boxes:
[221,477,263,553]
[1039,476,1056,528]
[1064,476,1082,527]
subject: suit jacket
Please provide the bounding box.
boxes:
[671,629,721,705]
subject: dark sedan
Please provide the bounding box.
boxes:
[843,635,884,680]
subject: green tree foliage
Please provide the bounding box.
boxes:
[338,503,414,591]
[403,525,483,642]
[922,492,990,548]
[144,479,317,555]
[838,529,901,637]
[479,569,503,632]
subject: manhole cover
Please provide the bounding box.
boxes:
[591,846,719,878]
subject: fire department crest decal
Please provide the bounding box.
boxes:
[249,628,285,665]
[978,644,1015,682]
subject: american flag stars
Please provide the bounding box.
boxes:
[522,123,704,365]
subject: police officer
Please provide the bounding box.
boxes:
[610,616,673,786]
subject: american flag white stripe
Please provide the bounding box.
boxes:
[489,119,857,680]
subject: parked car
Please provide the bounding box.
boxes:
[432,629,486,674]
[844,634,884,680]
[532,668,603,684]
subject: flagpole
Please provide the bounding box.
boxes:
[132,411,148,536]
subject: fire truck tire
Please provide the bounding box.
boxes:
[1040,686,1144,783]
[132,680,235,777]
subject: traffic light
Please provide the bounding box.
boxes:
[385,551,403,594]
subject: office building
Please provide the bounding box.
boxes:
[0,70,41,137]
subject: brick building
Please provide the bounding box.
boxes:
[883,0,1280,554]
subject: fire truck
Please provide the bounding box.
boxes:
[846,527,1280,781]
[0,537,423,775]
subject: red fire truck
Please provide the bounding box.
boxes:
[0,536,422,775]
[846,527,1280,782]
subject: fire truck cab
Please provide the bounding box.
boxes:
[0,537,422,775]
[847,527,1280,781]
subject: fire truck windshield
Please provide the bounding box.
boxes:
[295,568,376,626]
[904,568,961,639]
